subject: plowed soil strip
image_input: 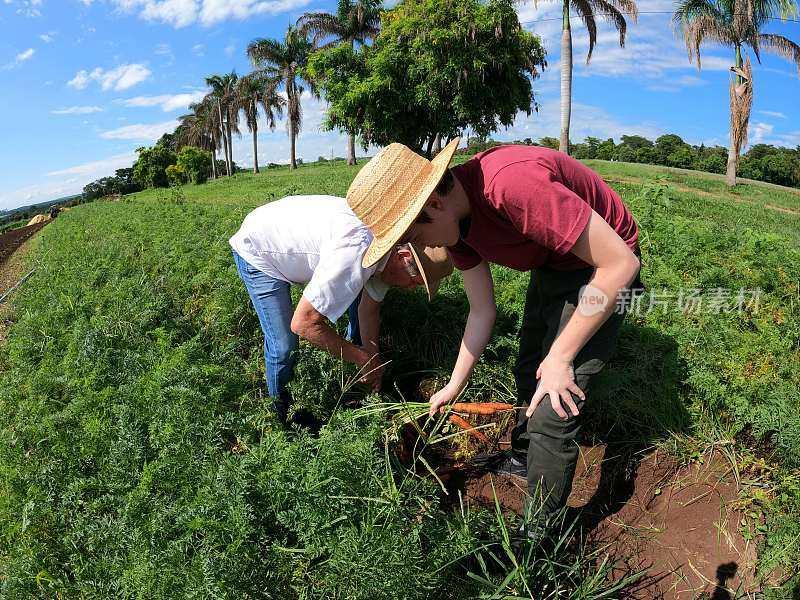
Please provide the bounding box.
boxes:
[0,222,47,266]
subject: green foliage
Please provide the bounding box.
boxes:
[564,133,800,188]
[2,158,800,594]
[176,146,213,184]
[307,0,546,154]
[82,168,143,201]
[132,144,178,189]
[165,163,188,186]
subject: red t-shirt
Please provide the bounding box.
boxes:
[449,145,639,271]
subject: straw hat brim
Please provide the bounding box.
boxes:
[407,243,433,302]
[361,138,460,268]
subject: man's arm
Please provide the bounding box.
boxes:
[429,261,496,415]
[528,209,640,419]
[291,297,381,390]
[357,291,381,356]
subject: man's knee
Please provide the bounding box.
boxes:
[526,394,584,438]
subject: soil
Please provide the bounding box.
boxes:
[0,223,45,342]
[0,222,47,267]
[402,379,764,599]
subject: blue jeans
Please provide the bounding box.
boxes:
[232,250,360,421]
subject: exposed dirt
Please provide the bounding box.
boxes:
[0,221,47,267]
[399,380,764,599]
[0,224,44,342]
[432,441,760,598]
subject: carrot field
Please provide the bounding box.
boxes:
[1,158,799,598]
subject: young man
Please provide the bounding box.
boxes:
[230,194,452,426]
[347,140,642,535]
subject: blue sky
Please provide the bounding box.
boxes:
[1,0,798,211]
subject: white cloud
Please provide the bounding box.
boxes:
[15,0,41,17]
[67,63,152,91]
[1,152,137,212]
[119,91,206,111]
[68,70,91,89]
[758,110,786,119]
[191,43,205,56]
[108,0,313,28]
[39,32,55,43]
[51,105,104,115]
[224,43,235,57]
[100,120,179,140]
[46,152,137,177]
[15,48,35,62]
[751,122,774,144]
[517,2,730,81]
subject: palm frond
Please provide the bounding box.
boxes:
[572,0,598,62]
[683,14,735,67]
[247,38,287,67]
[588,0,630,46]
[758,33,800,73]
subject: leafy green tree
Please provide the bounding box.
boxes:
[674,0,800,186]
[175,146,213,184]
[298,0,382,165]
[595,138,617,160]
[132,145,177,189]
[619,135,653,150]
[248,27,315,170]
[538,136,560,150]
[307,0,546,156]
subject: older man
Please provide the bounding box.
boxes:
[229,194,452,426]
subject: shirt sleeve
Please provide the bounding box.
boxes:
[364,276,390,302]
[448,240,482,271]
[489,161,592,256]
[302,235,376,322]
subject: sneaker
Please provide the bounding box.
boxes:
[492,451,528,480]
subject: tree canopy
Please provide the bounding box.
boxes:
[307,0,546,155]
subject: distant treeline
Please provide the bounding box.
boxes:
[463,134,800,189]
[1,194,82,226]
[75,132,799,206]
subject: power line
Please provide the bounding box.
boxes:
[519,11,800,24]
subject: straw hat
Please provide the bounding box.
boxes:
[347,137,461,268]
[408,243,453,301]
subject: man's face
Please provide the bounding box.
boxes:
[380,247,424,289]
[404,194,460,249]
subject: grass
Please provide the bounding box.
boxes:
[1,157,799,597]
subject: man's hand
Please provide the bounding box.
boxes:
[525,355,585,420]
[428,382,460,416]
[356,348,384,392]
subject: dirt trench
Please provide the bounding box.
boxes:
[395,383,766,599]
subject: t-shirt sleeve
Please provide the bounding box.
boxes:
[490,161,592,256]
[364,276,390,302]
[448,240,482,271]
[302,236,375,322]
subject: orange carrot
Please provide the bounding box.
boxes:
[449,402,515,415]
[448,414,490,444]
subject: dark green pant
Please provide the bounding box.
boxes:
[511,263,640,520]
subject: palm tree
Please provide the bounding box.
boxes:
[297,0,381,165]
[248,27,315,170]
[236,74,285,174]
[557,0,639,154]
[205,72,240,176]
[674,0,800,186]
[177,100,219,179]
